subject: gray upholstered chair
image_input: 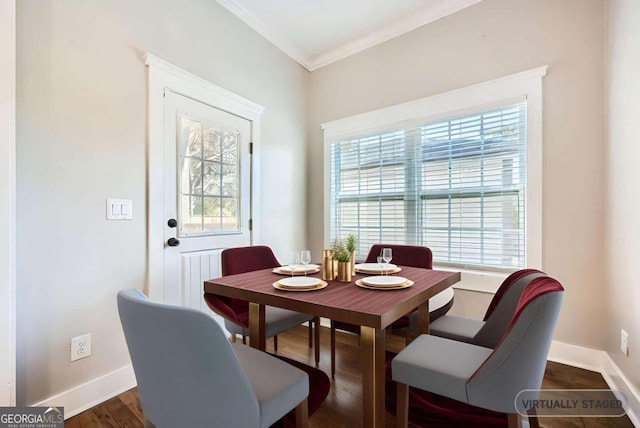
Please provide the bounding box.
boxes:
[392,275,564,428]
[118,289,310,428]
[422,268,545,348]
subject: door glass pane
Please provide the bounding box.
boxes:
[178,115,242,236]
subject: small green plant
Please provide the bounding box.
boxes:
[345,233,358,253]
[331,238,351,262]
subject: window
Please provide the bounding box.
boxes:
[178,114,242,236]
[330,104,526,270]
[323,66,545,277]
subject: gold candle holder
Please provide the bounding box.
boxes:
[350,251,356,275]
[322,249,335,281]
[336,261,352,282]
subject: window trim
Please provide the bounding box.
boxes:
[322,66,547,293]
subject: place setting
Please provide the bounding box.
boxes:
[355,275,413,290]
[273,276,328,292]
[273,250,327,291]
[272,250,321,276]
[354,247,402,275]
[354,247,412,290]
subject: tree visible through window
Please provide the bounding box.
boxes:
[330,103,526,270]
[178,115,241,236]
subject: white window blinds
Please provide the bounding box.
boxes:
[329,103,527,270]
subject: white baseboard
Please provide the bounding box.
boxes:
[549,340,639,426]
[548,340,604,372]
[601,353,640,427]
[32,364,136,419]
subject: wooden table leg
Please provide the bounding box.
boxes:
[418,300,430,333]
[406,300,431,345]
[361,326,385,428]
[249,302,266,351]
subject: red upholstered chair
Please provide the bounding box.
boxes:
[391,275,564,428]
[330,244,454,376]
[203,246,320,364]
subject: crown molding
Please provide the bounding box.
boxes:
[216,0,313,70]
[217,0,482,72]
[308,0,483,71]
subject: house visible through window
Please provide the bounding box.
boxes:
[330,103,527,271]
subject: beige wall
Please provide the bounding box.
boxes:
[16,0,308,405]
[309,0,606,349]
[604,0,640,391]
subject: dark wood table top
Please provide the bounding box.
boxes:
[204,266,460,329]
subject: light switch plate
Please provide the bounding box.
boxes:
[106,198,133,220]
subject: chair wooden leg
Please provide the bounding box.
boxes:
[230,334,236,343]
[242,334,246,345]
[507,413,520,428]
[396,382,409,428]
[314,317,320,365]
[274,334,278,352]
[308,320,313,348]
[527,407,540,428]
[295,398,309,428]
[330,321,336,377]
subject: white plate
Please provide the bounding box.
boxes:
[355,263,398,273]
[276,264,320,273]
[355,279,413,290]
[273,281,327,292]
[273,268,321,276]
[278,277,322,288]
[362,276,407,287]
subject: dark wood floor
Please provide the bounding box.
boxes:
[66,326,634,428]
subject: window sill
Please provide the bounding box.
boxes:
[433,264,507,294]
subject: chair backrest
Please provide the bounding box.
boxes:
[364,244,433,269]
[117,289,260,427]
[204,246,282,326]
[466,276,564,413]
[221,245,281,275]
[470,269,545,348]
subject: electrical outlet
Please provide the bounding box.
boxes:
[71,333,92,362]
[621,329,628,356]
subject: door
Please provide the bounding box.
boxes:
[163,90,252,309]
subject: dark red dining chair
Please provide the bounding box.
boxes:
[203,245,320,364]
[329,244,454,377]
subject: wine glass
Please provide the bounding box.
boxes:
[382,248,393,275]
[289,251,300,278]
[300,250,311,277]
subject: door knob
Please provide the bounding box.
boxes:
[167,237,180,247]
[167,218,178,228]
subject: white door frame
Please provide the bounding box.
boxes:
[145,54,264,302]
[0,0,17,406]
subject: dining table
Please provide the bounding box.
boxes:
[204,264,460,428]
